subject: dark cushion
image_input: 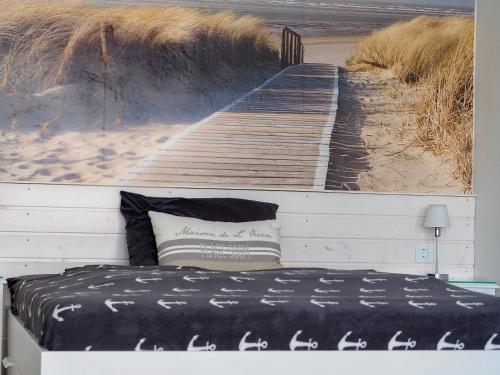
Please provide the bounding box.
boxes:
[120,191,279,266]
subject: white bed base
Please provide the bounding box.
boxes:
[4,311,499,375]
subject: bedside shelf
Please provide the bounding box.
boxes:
[448,281,499,296]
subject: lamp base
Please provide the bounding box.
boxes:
[428,273,449,281]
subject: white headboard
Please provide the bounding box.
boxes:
[0,182,475,279]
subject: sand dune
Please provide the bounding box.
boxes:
[0,2,279,184]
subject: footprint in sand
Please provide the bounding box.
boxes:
[34,158,59,165]
[17,164,29,170]
[51,173,81,182]
[27,168,51,179]
[156,136,169,144]
[99,148,116,157]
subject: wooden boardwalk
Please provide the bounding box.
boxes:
[123,63,339,190]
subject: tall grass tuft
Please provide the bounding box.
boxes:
[349,16,474,191]
[0,1,278,92]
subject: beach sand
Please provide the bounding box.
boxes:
[0,67,276,184]
[303,36,362,66]
[325,66,465,193]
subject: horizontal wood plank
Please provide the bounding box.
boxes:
[0,233,473,266]
[0,207,474,240]
[0,183,476,216]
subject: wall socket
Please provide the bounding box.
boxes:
[415,244,434,263]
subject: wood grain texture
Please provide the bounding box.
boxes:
[0,182,475,279]
[122,64,339,190]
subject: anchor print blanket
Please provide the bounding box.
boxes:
[8,265,500,351]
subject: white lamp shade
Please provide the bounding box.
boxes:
[424,204,450,228]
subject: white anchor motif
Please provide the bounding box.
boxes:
[446,287,468,293]
[360,300,388,308]
[289,330,318,351]
[183,276,209,283]
[404,287,429,292]
[240,271,267,275]
[239,332,268,351]
[157,299,187,309]
[282,270,314,275]
[310,299,339,308]
[485,334,500,350]
[59,282,83,289]
[405,295,433,299]
[405,276,428,283]
[66,270,90,277]
[230,276,255,283]
[28,293,39,318]
[362,277,387,284]
[196,270,220,274]
[104,299,135,312]
[338,331,367,351]
[274,278,300,284]
[268,288,295,294]
[314,288,340,294]
[220,288,248,293]
[188,335,216,351]
[135,277,162,284]
[135,338,164,351]
[105,274,133,279]
[359,288,386,293]
[260,298,289,306]
[88,283,115,289]
[319,278,344,284]
[124,289,151,293]
[173,288,200,293]
[74,291,101,295]
[113,293,140,297]
[358,295,386,299]
[52,304,82,322]
[437,332,465,350]
[213,294,243,298]
[209,298,239,309]
[408,300,437,309]
[456,301,484,310]
[388,331,417,351]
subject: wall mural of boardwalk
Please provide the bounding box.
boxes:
[0,0,474,194]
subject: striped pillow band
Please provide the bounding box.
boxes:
[148,211,282,271]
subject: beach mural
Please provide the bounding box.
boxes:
[0,0,475,193]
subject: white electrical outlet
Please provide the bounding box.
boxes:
[415,244,434,263]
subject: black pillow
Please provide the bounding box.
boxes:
[120,191,279,266]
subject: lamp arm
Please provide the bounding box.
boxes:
[434,231,439,275]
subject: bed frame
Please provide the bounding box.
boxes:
[1,182,498,375]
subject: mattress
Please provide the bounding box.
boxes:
[8,265,500,351]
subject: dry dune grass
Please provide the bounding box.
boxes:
[0,1,278,92]
[349,16,474,191]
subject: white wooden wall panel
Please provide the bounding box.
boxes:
[0,182,475,279]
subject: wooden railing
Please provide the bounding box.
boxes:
[281,27,304,69]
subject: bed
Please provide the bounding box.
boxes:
[7,265,500,352]
[1,182,499,375]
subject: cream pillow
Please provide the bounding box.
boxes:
[148,211,282,271]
